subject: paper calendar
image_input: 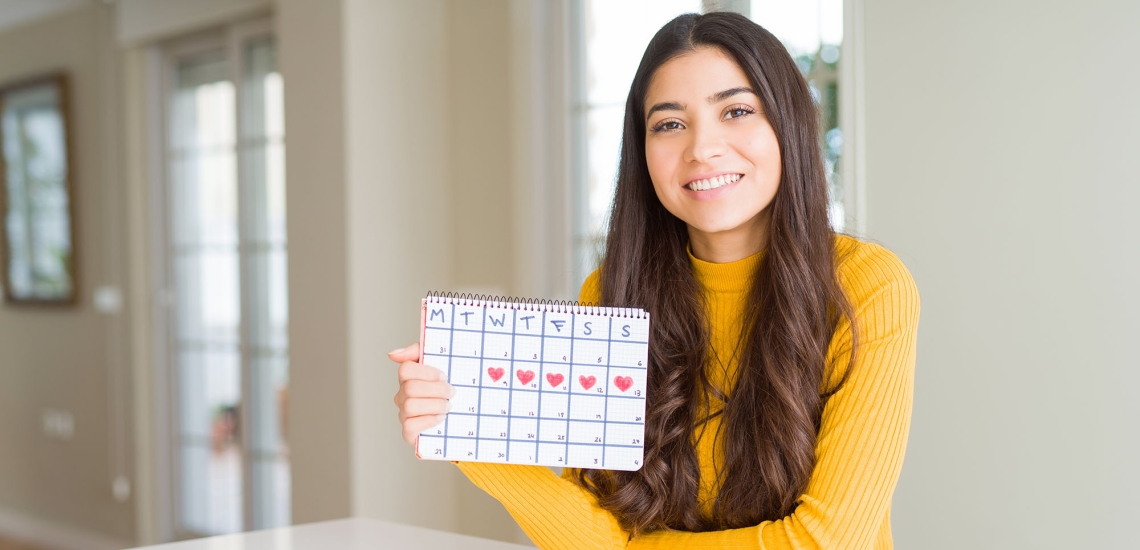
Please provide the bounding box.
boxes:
[415,293,650,471]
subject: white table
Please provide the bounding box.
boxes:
[126,518,535,550]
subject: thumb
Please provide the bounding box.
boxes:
[387,342,421,363]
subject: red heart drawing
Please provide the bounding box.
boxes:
[614,376,633,392]
[579,375,597,390]
[516,369,535,385]
[546,373,564,387]
[487,367,504,382]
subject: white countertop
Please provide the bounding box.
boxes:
[126,517,535,550]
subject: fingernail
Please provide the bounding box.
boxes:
[388,346,406,355]
[447,384,456,398]
[447,400,454,411]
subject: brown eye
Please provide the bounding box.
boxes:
[724,106,755,120]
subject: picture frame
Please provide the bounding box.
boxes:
[0,72,78,306]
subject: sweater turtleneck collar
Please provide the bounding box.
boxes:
[687,244,766,293]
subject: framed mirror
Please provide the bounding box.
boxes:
[0,72,78,306]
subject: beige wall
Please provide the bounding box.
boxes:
[864,0,1140,547]
[282,0,523,542]
[0,2,135,545]
[448,1,515,295]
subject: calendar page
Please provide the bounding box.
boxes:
[414,295,650,471]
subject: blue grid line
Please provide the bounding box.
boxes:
[602,317,612,468]
[534,310,546,457]
[504,308,517,461]
[422,434,643,449]
[446,411,643,425]
[434,382,644,399]
[475,306,488,460]
[443,303,456,457]
[428,326,647,344]
[564,314,576,462]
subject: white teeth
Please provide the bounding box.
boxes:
[688,174,741,191]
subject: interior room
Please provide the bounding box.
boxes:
[0,0,1135,548]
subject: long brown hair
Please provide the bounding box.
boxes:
[573,11,858,534]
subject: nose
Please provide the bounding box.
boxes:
[683,120,727,164]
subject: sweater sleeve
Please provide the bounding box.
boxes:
[627,244,920,549]
[456,462,629,549]
[455,270,631,549]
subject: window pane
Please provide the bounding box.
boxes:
[247,248,288,351]
[584,105,623,238]
[252,456,290,529]
[173,250,241,346]
[170,153,239,247]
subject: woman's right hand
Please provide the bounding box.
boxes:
[388,343,455,445]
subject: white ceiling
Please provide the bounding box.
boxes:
[0,0,97,34]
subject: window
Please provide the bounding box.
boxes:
[157,19,289,537]
[749,0,847,231]
[569,0,850,292]
[570,0,703,292]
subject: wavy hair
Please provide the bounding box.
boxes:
[572,11,858,534]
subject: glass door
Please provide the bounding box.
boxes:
[161,18,289,537]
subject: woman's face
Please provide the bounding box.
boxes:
[644,46,781,256]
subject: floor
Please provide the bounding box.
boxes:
[0,536,51,550]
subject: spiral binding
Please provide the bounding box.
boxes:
[425,291,649,319]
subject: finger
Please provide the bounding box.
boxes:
[401,379,454,399]
[397,360,443,383]
[402,397,450,418]
[387,342,422,364]
[403,414,447,445]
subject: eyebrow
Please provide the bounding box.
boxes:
[645,87,757,122]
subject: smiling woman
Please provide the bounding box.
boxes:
[390,11,919,550]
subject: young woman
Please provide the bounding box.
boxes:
[390,11,919,549]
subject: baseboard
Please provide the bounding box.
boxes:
[0,507,132,550]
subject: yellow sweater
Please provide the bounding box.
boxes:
[457,235,920,549]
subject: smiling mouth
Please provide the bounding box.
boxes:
[686,173,742,191]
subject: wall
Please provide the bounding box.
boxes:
[341,0,457,530]
[448,1,515,296]
[863,0,1140,547]
[444,2,528,541]
[0,3,135,546]
[283,0,526,541]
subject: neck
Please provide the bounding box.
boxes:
[687,211,770,263]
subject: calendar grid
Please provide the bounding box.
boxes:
[417,297,650,471]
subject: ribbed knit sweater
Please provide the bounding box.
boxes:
[457,235,920,549]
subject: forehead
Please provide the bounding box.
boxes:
[645,47,753,105]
